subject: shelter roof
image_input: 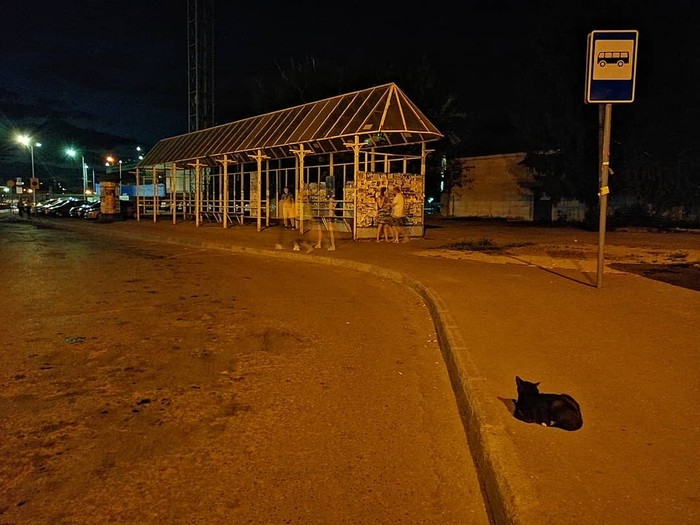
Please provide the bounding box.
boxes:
[138,83,443,167]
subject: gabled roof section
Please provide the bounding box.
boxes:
[138,83,443,167]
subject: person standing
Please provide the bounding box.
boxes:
[280,186,295,228]
[17,199,25,218]
[389,186,407,243]
[375,187,391,242]
[314,195,336,251]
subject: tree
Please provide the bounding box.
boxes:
[437,156,473,217]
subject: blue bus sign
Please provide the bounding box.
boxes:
[586,30,639,103]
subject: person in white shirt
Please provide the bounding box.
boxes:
[389,186,407,243]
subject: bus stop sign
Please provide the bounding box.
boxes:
[586,30,639,103]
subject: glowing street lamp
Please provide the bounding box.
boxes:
[66,147,88,200]
[15,134,42,178]
[15,134,42,208]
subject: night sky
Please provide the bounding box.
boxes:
[1,0,696,187]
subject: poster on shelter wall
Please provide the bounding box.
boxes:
[355,172,424,227]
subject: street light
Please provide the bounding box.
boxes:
[66,147,88,201]
[15,134,42,208]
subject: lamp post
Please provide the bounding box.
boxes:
[66,148,88,201]
[15,134,42,208]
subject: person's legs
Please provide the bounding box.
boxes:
[314,222,322,248]
[400,218,410,242]
[394,220,402,242]
[277,220,295,249]
[327,222,335,250]
[382,221,390,241]
[296,225,314,253]
[388,218,398,242]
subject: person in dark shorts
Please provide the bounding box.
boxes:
[375,187,391,242]
[389,186,408,243]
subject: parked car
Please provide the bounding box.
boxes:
[69,201,99,218]
[35,198,63,216]
[39,198,72,216]
[45,198,87,217]
[84,204,102,220]
[85,200,135,221]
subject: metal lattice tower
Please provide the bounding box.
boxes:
[187,0,215,132]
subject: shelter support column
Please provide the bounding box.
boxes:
[152,165,157,223]
[290,145,314,234]
[250,149,270,232]
[420,142,432,238]
[265,159,270,228]
[171,164,177,225]
[222,156,230,229]
[135,168,141,221]
[195,160,201,227]
[343,135,367,240]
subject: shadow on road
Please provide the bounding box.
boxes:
[610,263,700,292]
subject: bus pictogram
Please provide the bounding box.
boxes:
[597,51,629,67]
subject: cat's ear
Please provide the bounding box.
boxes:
[516,376,523,385]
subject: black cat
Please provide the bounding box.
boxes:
[513,376,583,431]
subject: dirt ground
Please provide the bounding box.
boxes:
[0,218,489,525]
[420,218,700,292]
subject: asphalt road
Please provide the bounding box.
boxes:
[0,220,490,524]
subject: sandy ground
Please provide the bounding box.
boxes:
[0,219,490,525]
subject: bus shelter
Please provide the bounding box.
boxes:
[135,83,443,239]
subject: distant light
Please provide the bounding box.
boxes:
[66,147,77,158]
[136,146,142,151]
[138,155,144,160]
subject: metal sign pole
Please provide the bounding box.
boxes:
[596,103,613,289]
